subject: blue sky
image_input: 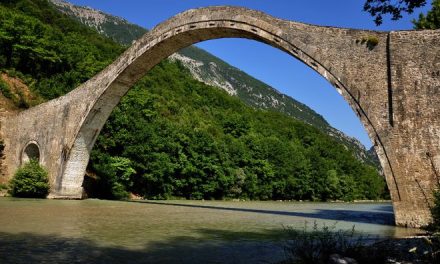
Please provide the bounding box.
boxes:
[69,0,432,148]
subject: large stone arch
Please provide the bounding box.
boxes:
[1,7,439,227]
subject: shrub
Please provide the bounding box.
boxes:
[281,222,365,264]
[429,190,440,231]
[0,183,7,190]
[0,78,13,99]
[278,222,401,264]
[419,235,440,263]
[358,36,379,50]
[423,189,440,262]
[9,160,50,198]
[280,221,440,264]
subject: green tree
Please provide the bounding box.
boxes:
[413,0,440,29]
[88,155,132,200]
[9,159,50,198]
[364,0,427,25]
[429,190,440,231]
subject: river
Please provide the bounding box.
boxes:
[0,198,424,263]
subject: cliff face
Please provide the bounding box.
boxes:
[50,0,145,45]
[50,0,379,167]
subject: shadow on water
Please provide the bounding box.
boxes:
[129,200,395,226]
[0,230,284,264]
[370,204,395,213]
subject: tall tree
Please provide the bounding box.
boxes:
[413,0,440,29]
[364,0,427,25]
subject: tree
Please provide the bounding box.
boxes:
[428,190,440,231]
[364,0,427,25]
[413,0,440,29]
[9,160,50,198]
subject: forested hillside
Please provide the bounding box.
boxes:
[89,61,387,201]
[0,0,123,100]
[0,0,388,201]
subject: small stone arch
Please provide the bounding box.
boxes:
[21,141,40,165]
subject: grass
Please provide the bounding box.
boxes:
[279,222,373,264]
[278,220,440,264]
[356,36,379,50]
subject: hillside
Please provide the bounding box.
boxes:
[0,0,387,201]
[49,0,378,167]
[50,0,145,45]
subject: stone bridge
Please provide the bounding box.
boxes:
[0,6,439,227]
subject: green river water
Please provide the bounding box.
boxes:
[0,198,423,263]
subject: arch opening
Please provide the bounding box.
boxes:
[59,6,397,207]
[21,141,40,165]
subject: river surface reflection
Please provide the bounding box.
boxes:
[0,198,424,263]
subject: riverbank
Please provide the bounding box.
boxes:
[277,229,433,263]
[374,236,438,263]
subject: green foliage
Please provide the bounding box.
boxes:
[420,234,440,262]
[357,36,379,51]
[428,190,440,232]
[0,71,42,108]
[280,222,440,264]
[0,78,12,99]
[413,0,440,29]
[90,156,133,200]
[420,189,440,262]
[281,222,368,264]
[0,183,7,191]
[9,159,50,198]
[89,61,387,201]
[361,36,379,50]
[364,0,427,25]
[0,0,123,100]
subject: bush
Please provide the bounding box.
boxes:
[281,222,363,264]
[0,78,13,99]
[419,235,440,263]
[365,36,379,47]
[278,222,398,264]
[9,160,50,198]
[424,189,440,262]
[280,221,440,264]
[429,190,440,231]
[358,36,379,50]
[0,183,7,191]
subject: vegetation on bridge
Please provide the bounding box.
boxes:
[0,0,388,201]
